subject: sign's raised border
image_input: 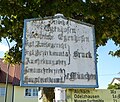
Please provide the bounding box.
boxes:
[20,14,98,88]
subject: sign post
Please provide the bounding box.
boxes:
[54,87,66,102]
[21,13,98,101]
[38,88,43,102]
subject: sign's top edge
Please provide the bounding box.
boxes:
[24,13,94,27]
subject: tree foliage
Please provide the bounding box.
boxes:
[0,0,120,63]
[107,83,120,89]
[1,0,120,101]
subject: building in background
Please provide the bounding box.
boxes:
[111,78,120,85]
[0,58,38,102]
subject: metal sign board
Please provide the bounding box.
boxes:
[21,14,98,88]
[67,89,120,102]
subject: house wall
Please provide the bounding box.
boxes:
[0,83,13,102]
[0,83,5,102]
[13,86,38,102]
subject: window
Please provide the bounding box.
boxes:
[33,89,38,96]
[25,89,31,96]
[0,88,5,96]
[25,88,38,97]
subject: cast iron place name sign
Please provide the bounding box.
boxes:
[21,14,98,88]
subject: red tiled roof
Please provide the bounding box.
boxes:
[13,64,21,85]
[0,58,21,85]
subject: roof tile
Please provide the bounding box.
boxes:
[0,58,21,85]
